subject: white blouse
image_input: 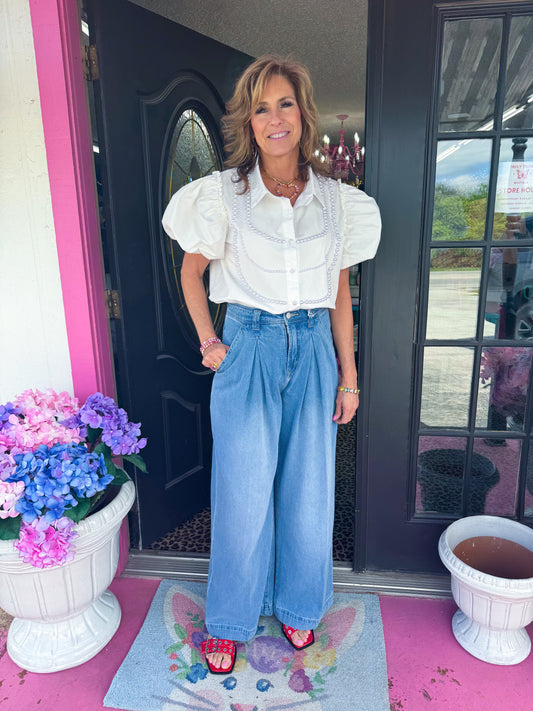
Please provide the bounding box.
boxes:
[162,162,381,314]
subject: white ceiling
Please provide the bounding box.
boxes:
[129,0,369,144]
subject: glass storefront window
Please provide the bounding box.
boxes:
[432,140,492,241]
[503,16,533,131]
[416,437,467,515]
[438,18,502,133]
[492,137,533,242]
[427,248,482,339]
[420,347,474,429]
[473,438,518,517]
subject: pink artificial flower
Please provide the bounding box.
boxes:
[3,389,82,453]
[14,516,79,568]
[0,480,25,518]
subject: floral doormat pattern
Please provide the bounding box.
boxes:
[104,580,389,711]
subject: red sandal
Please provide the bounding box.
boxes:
[201,637,236,674]
[282,624,315,650]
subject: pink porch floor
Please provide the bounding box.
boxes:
[1,577,533,710]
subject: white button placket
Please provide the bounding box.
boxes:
[283,200,300,310]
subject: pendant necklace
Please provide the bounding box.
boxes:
[264,170,301,202]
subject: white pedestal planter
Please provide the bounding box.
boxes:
[0,480,135,673]
[439,515,533,665]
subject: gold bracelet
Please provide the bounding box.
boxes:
[337,386,360,394]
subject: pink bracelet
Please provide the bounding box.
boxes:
[200,337,221,355]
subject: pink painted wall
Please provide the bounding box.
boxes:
[28,0,114,402]
[28,0,129,574]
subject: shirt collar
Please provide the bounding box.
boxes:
[249,161,325,209]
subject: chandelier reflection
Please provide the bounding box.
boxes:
[319,114,365,185]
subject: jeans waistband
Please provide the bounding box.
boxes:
[225,303,328,329]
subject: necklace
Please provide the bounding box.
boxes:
[263,170,301,202]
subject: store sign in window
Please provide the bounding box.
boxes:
[495,161,533,213]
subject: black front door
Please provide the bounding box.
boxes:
[361,0,533,572]
[87,0,252,545]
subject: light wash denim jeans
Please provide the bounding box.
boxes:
[206,304,338,642]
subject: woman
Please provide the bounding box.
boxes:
[162,55,381,674]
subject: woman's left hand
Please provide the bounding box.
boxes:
[332,388,359,425]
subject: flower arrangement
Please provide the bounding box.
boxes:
[0,389,147,568]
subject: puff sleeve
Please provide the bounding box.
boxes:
[162,171,228,260]
[339,182,382,269]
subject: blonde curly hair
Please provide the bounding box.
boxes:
[222,54,330,190]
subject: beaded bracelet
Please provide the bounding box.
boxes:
[337,386,360,394]
[200,337,221,355]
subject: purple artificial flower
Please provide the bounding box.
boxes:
[0,453,16,481]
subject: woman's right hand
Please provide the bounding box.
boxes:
[202,342,229,371]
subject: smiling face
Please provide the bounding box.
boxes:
[250,74,302,168]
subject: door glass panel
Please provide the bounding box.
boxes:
[493,137,533,241]
[503,15,533,131]
[165,108,220,195]
[438,18,502,133]
[524,442,533,518]
[420,347,474,428]
[485,246,533,340]
[416,437,467,515]
[432,140,492,240]
[427,248,482,339]
[477,347,533,431]
[472,438,513,516]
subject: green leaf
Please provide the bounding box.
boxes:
[123,453,148,474]
[314,672,324,685]
[86,426,102,445]
[174,623,187,640]
[190,649,202,665]
[165,642,183,655]
[64,498,91,523]
[0,515,21,540]
[93,442,111,457]
[110,467,130,486]
[176,670,189,679]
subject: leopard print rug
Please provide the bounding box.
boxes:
[151,418,357,562]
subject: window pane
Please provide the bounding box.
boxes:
[427,248,482,339]
[503,16,533,131]
[493,137,533,242]
[476,347,533,431]
[472,438,511,516]
[525,442,533,518]
[438,18,502,132]
[416,437,467,515]
[432,140,491,241]
[485,246,533,339]
[420,347,474,428]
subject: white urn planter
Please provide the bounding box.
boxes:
[0,480,135,673]
[439,515,533,665]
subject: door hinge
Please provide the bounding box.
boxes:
[82,45,99,81]
[105,289,121,320]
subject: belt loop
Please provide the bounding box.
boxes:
[252,309,261,331]
[307,309,315,328]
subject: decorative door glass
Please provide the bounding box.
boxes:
[162,106,224,345]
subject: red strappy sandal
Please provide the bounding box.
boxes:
[201,637,236,674]
[282,624,315,650]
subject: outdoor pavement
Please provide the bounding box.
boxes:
[1,575,533,710]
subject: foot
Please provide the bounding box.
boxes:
[204,635,234,671]
[288,629,312,647]
[282,624,315,650]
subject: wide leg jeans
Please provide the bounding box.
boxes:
[206,304,338,642]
